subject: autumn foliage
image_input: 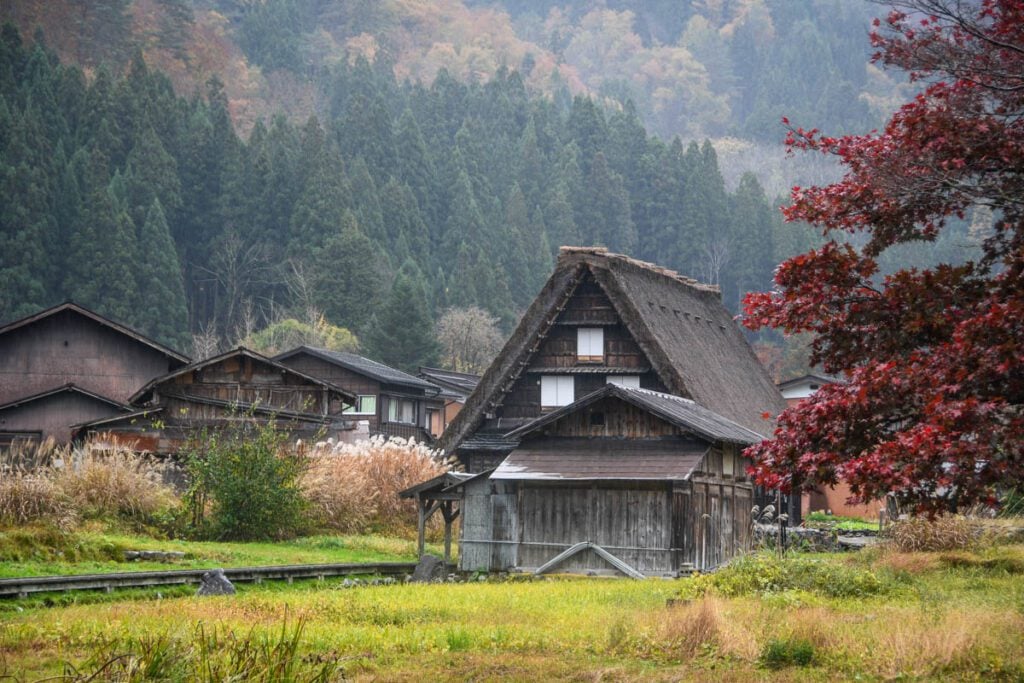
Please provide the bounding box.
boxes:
[744,0,1024,513]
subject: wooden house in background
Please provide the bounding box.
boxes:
[778,374,882,521]
[778,373,838,408]
[411,247,785,576]
[76,348,356,453]
[0,302,189,448]
[417,366,480,434]
[274,347,445,442]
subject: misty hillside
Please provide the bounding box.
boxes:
[0,1,977,376]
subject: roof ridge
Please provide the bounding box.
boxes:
[558,246,721,293]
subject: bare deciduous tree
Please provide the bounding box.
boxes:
[436,306,503,374]
[698,237,732,287]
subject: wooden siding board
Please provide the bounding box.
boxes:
[0,309,180,406]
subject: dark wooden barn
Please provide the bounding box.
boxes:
[76,348,356,453]
[0,302,189,447]
[458,385,762,575]
[409,247,786,575]
[274,347,446,442]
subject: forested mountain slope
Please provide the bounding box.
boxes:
[0,2,980,375]
[0,25,807,355]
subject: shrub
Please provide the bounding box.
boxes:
[302,436,447,536]
[686,552,885,599]
[761,637,816,669]
[885,516,977,552]
[184,421,309,541]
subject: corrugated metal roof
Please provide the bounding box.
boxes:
[276,347,439,392]
[617,387,765,445]
[491,437,707,480]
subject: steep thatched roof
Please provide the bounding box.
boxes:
[440,247,785,452]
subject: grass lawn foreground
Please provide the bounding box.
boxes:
[2,533,1023,681]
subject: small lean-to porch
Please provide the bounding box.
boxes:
[398,472,475,563]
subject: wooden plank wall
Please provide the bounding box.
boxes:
[686,477,753,571]
[459,478,519,572]
[538,397,685,438]
[0,310,179,405]
[517,482,675,576]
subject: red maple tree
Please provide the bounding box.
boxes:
[743,0,1024,514]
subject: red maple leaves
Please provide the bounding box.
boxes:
[743,0,1024,514]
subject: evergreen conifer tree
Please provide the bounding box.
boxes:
[134,199,189,348]
[310,211,380,331]
[364,261,439,372]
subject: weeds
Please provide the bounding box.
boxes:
[761,637,816,669]
[60,616,341,682]
[684,552,886,599]
[658,597,720,659]
[885,515,977,552]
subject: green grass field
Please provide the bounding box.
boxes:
[2,541,1023,681]
[0,525,441,578]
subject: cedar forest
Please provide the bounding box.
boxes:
[0,0,980,375]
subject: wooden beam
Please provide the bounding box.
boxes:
[532,541,645,579]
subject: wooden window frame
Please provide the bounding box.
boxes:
[576,327,604,364]
[541,375,575,409]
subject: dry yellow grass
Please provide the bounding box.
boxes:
[302,436,447,536]
[657,597,721,658]
[0,439,175,527]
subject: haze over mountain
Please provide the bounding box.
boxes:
[0,0,979,376]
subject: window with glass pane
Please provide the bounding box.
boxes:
[343,395,377,414]
[606,375,640,388]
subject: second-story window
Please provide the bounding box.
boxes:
[577,327,604,363]
[541,376,574,408]
[606,375,640,389]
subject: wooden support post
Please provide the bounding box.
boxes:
[416,493,426,558]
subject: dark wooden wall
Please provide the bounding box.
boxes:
[531,397,686,439]
[0,392,123,443]
[498,274,665,419]
[0,310,180,404]
[157,355,336,418]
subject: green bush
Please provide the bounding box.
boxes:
[184,420,309,541]
[761,637,816,669]
[686,553,885,599]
